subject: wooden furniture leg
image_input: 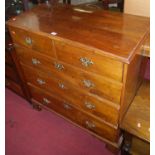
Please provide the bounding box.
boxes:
[105,144,119,155]
[32,103,42,111]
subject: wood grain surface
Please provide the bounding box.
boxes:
[7,4,150,63]
[121,80,150,142]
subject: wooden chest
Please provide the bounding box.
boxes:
[6,4,150,149]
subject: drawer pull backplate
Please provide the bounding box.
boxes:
[83,80,95,88]
[25,37,32,45]
[58,83,66,89]
[63,103,72,110]
[84,101,96,110]
[54,63,64,70]
[43,97,50,105]
[32,58,41,65]
[80,57,94,67]
[85,120,96,129]
[37,78,46,85]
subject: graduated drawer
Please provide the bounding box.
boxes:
[21,64,85,106]
[54,40,123,82]
[16,46,122,104]
[22,65,119,125]
[29,85,119,142]
[8,26,55,58]
[31,88,78,123]
[5,65,19,82]
[78,111,120,142]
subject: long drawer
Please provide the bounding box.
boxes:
[16,45,122,104]
[22,64,119,125]
[54,40,123,82]
[8,26,56,58]
[29,84,119,142]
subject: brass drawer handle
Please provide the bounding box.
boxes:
[54,63,64,71]
[25,37,32,45]
[83,80,95,88]
[84,101,95,110]
[63,103,72,110]
[6,43,14,51]
[37,78,46,85]
[43,97,51,105]
[32,58,41,65]
[58,83,66,89]
[85,120,96,129]
[80,57,94,67]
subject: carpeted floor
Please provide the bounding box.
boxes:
[6,89,114,155]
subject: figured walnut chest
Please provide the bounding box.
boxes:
[6,4,150,148]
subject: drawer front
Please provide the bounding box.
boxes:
[6,78,24,97]
[5,65,19,82]
[66,69,122,104]
[30,85,79,123]
[22,65,119,125]
[8,26,55,58]
[54,40,123,82]
[5,52,13,65]
[15,45,56,74]
[83,95,119,125]
[16,46,122,104]
[8,26,28,48]
[21,64,85,106]
[29,85,119,142]
[78,112,119,142]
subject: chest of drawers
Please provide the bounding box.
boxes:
[6,4,150,151]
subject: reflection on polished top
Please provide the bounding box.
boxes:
[7,4,150,63]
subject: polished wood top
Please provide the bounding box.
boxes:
[121,80,150,142]
[6,4,150,63]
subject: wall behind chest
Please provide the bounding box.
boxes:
[124,0,150,17]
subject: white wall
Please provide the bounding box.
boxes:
[124,0,150,17]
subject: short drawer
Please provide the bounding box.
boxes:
[22,65,119,125]
[8,26,56,58]
[54,40,123,82]
[15,45,56,74]
[16,46,122,104]
[29,85,119,142]
[5,65,19,82]
[6,78,24,97]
